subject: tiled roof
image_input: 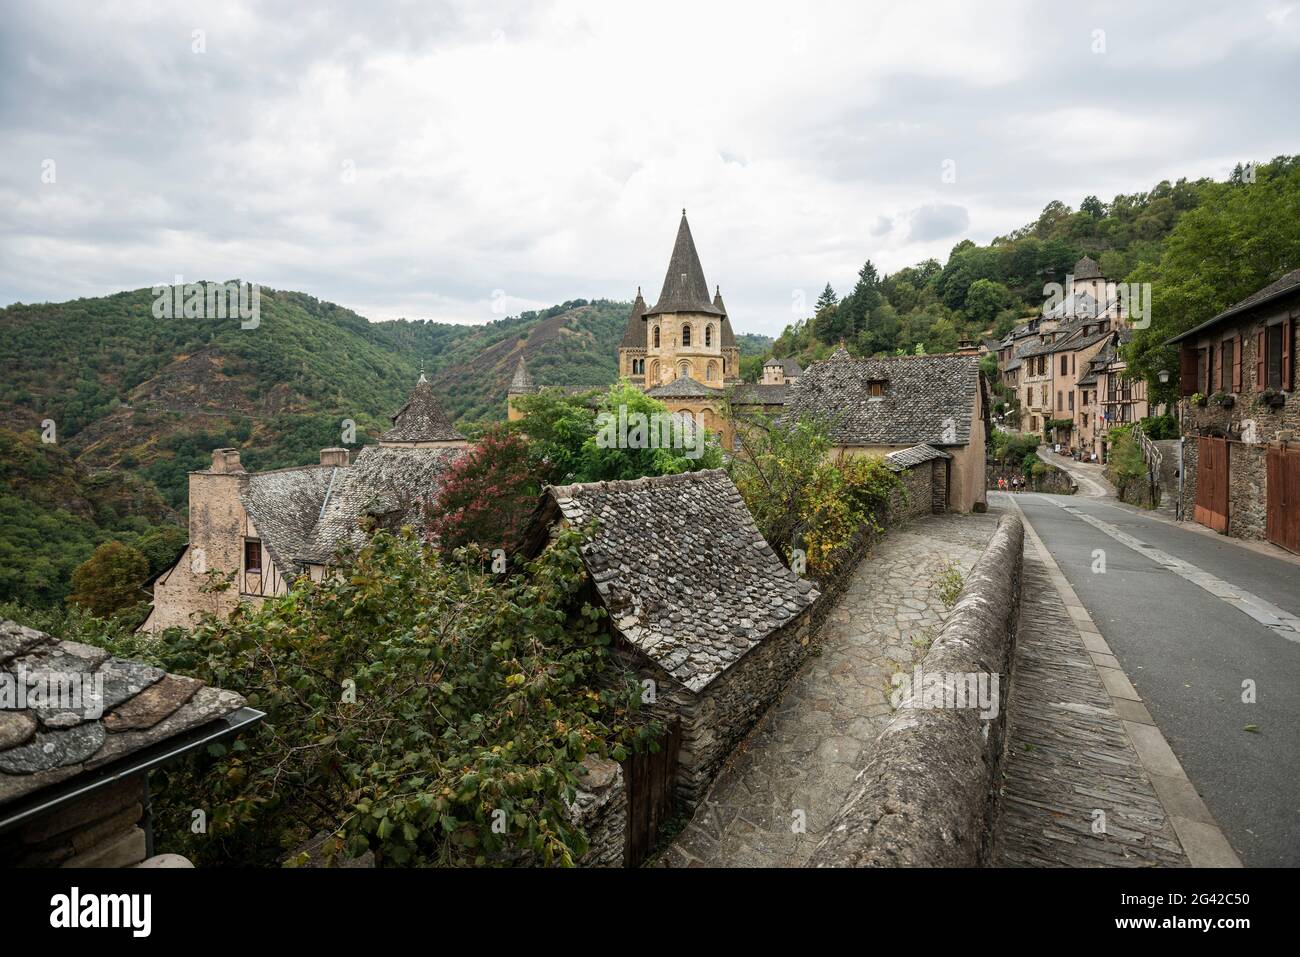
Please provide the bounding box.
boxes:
[240,465,337,575]
[618,290,649,349]
[729,383,788,405]
[539,471,818,692]
[763,357,802,376]
[0,620,246,807]
[1073,255,1104,280]
[645,212,725,317]
[381,375,465,444]
[508,356,536,393]
[1167,268,1300,344]
[884,443,951,471]
[786,353,981,447]
[298,444,464,564]
[646,375,724,399]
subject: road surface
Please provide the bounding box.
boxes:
[1008,487,1300,866]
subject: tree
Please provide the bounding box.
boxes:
[428,426,540,555]
[964,278,1012,329]
[815,283,838,312]
[841,260,883,339]
[579,383,722,481]
[509,387,599,484]
[67,541,149,617]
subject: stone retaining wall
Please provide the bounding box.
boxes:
[0,773,149,867]
[807,514,1025,867]
[987,462,1076,494]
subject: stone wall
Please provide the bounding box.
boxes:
[571,756,627,867]
[807,514,1025,867]
[1180,397,1298,541]
[0,773,149,867]
[643,611,815,808]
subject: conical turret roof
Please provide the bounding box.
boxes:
[509,355,536,394]
[646,211,725,317]
[381,374,465,444]
[713,285,737,348]
[619,288,649,349]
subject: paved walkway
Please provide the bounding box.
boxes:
[658,510,1003,868]
[1038,446,1114,498]
[992,493,1211,867]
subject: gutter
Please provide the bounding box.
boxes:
[0,706,265,836]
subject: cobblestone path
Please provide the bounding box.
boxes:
[658,510,1003,868]
[992,533,1190,867]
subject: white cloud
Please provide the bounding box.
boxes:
[0,0,1297,334]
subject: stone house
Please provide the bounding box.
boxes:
[1169,269,1299,551]
[1,619,256,867]
[140,375,468,632]
[784,349,989,512]
[521,470,819,813]
[761,356,802,385]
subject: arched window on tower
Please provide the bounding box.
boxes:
[653,326,660,348]
[682,323,692,347]
[705,324,712,347]
[678,360,691,379]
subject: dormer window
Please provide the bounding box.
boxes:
[244,539,262,574]
[867,379,887,397]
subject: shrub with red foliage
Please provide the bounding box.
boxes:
[427,427,541,555]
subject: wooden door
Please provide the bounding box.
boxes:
[1194,436,1229,533]
[1266,445,1300,554]
[622,719,680,868]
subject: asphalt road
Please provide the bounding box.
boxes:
[1011,492,1300,867]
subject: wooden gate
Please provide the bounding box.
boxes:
[622,719,680,868]
[1266,444,1300,554]
[1194,436,1229,533]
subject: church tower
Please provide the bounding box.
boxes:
[635,211,741,389]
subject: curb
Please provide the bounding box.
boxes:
[1000,492,1243,868]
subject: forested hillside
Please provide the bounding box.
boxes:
[769,156,1300,384]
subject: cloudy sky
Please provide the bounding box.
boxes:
[2,0,1298,336]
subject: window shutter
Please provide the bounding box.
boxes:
[1257,329,1266,391]
[1233,335,1243,392]
[1216,341,1225,392]
[1284,318,1294,391]
[1179,347,1198,397]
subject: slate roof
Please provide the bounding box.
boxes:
[1073,255,1104,280]
[785,352,981,447]
[618,289,649,349]
[240,465,337,574]
[729,383,788,405]
[713,288,737,347]
[298,444,464,564]
[646,375,724,399]
[763,357,802,376]
[645,212,725,318]
[0,620,246,807]
[1166,268,1300,344]
[538,471,818,692]
[884,443,951,471]
[380,375,465,443]
[508,356,536,393]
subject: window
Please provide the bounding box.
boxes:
[682,324,692,347]
[705,325,712,347]
[244,539,262,574]
[1267,323,1284,389]
[1061,356,1068,375]
[1220,338,1234,392]
[1068,391,1074,411]
[653,326,660,348]
[1056,391,1063,410]
[706,362,717,381]
[678,360,691,378]
[867,379,886,397]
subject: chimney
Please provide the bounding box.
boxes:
[320,447,350,467]
[210,448,244,473]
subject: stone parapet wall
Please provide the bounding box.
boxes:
[571,756,627,867]
[986,462,1076,494]
[807,514,1025,867]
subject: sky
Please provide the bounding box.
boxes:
[1,0,1298,336]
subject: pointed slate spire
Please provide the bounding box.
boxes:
[713,284,737,348]
[619,287,649,349]
[646,211,724,317]
[509,355,536,394]
[381,375,465,444]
